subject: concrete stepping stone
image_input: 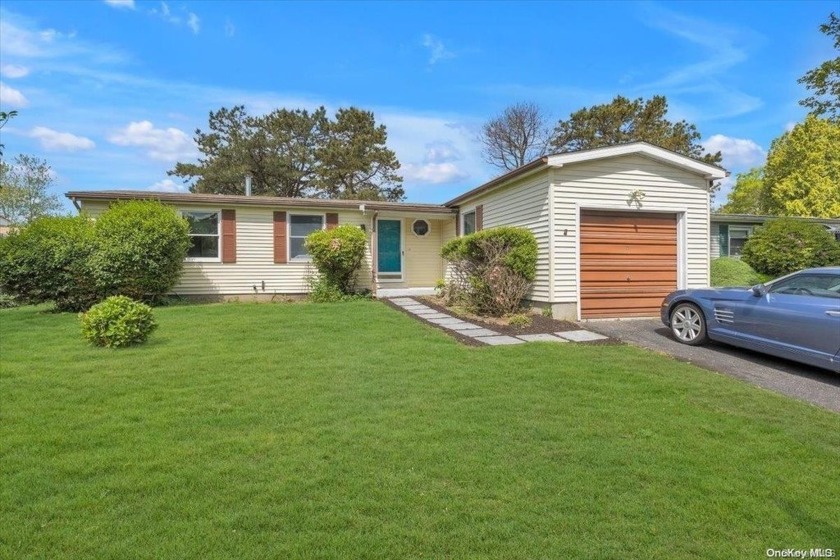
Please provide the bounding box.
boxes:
[442,322,476,330]
[390,298,417,305]
[517,333,568,343]
[427,317,467,326]
[474,335,526,345]
[463,328,500,337]
[448,323,483,331]
[401,305,432,312]
[556,330,609,342]
[415,312,450,320]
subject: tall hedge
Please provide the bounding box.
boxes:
[741,218,840,277]
[89,200,191,302]
[0,215,98,311]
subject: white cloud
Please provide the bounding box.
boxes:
[1,64,29,78]
[224,18,235,38]
[402,162,469,184]
[104,0,135,9]
[702,134,766,169]
[148,178,188,192]
[421,34,455,65]
[187,13,200,34]
[0,13,126,64]
[30,126,95,151]
[108,120,197,161]
[0,81,28,107]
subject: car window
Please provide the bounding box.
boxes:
[769,274,840,299]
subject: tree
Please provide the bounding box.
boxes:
[798,12,840,120]
[762,115,840,218]
[479,102,552,171]
[718,168,768,215]
[169,105,404,201]
[0,110,17,157]
[0,154,62,225]
[551,95,722,165]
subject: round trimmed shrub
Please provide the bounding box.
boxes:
[305,224,367,294]
[0,215,98,311]
[710,257,765,287]
[80,295,158,348]
[741,219,840,277]
[89,200,191,302]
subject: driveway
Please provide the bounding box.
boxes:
[587,319,840,413]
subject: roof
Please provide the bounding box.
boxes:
[65,190,455,215]
[445,142,729,207]
[711,213,840,225]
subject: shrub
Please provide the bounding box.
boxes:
[89,200,191,303]
[80,295,158,348]
[741,219,840,277]
[508,313,532,328]
[440,226,538,316]
[710,258,765,287]
[0,292,19,309]
[307,277,346,303]
[0,215,98,311]
[305,224,367,295]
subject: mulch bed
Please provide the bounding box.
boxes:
[382,296,620,346]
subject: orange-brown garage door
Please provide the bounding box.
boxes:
[580,211,677,319]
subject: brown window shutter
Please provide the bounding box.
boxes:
[455,210,460,236]
[273,211,287,264]
[221,209,236,263]
[476,204,484,231]
[326,213,339,230]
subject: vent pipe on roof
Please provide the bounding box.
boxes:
[245,175,252,196]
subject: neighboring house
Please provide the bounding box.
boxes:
[0,216,10,237]
[711,214,840,259]
[67,142,727,320]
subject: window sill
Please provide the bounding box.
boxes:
[185,257,221,263]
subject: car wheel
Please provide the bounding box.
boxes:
[669,303,708,346]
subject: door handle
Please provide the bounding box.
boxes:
[826,310,840,317]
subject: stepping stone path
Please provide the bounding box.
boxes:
[388,297,609,346]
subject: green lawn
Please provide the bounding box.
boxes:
[1,301,838,559]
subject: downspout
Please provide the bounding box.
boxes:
[370,211,379,296]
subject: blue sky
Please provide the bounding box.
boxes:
[0,0,835,211]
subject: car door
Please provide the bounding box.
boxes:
[757,273,840,367]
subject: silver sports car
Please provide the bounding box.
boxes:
[661,267,840,372]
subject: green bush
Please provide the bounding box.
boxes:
[440,226,538,316]
[89,200,191,302]
[710,258,766,287]
[0,215,98,311]
[508,313,532,328]
[305,224,367,295]
[80,295,158,348]
[741,219,840,277]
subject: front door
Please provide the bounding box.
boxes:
[377,219,402,280]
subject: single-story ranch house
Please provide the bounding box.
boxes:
[711,213,840,259]
[69,142,732,320]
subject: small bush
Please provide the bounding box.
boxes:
[0,292,19,309]
[308,277,346,303]
[710,258,765,287]
[508,313,532,328]
[741,219,840,277]
[80,295,158,348]
[89,200,191,303]
[541,307,553,318]
[441,226,538,316]
[0,215,98,311]
[305,225,367,295]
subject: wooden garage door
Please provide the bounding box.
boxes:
[580,211,677,319]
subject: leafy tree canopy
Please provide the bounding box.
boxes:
[799,12,840,120]
[763,115,840,218]
[551,95,722,165]
[169,105,404,201]
[0,154,63,225]
[718,168,768,215]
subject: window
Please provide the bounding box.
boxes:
[769,274,840,299]
[462,211,476,236]
[412,219,430,237]
[728,226,752,257]
[289,214,324,260]
[184,211,220,260]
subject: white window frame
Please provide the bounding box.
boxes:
[182,208,222,263]
[461,209,476,236]
[288,213,326,262]
[411,219,431,237]
[728,226,752,258]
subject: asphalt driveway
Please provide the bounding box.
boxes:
[586,319,840,413]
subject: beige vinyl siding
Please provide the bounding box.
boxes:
[455,173,552,302]
[81,201,110,217]
[551,154,711,304]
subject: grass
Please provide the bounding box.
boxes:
[1,301,839,559]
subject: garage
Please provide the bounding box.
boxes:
[580,210,678,319]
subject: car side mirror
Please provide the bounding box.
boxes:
[751,284,767,297]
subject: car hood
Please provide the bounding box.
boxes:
[665,286,756,301]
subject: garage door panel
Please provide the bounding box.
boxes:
[580,211,677,319]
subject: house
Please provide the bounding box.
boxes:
[0,216,11,237]
[67,142,728,320]
[711,213,840,259]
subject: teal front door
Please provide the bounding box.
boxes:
[377,219,402,276]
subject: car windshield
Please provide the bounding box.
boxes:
[768,273,840,299]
